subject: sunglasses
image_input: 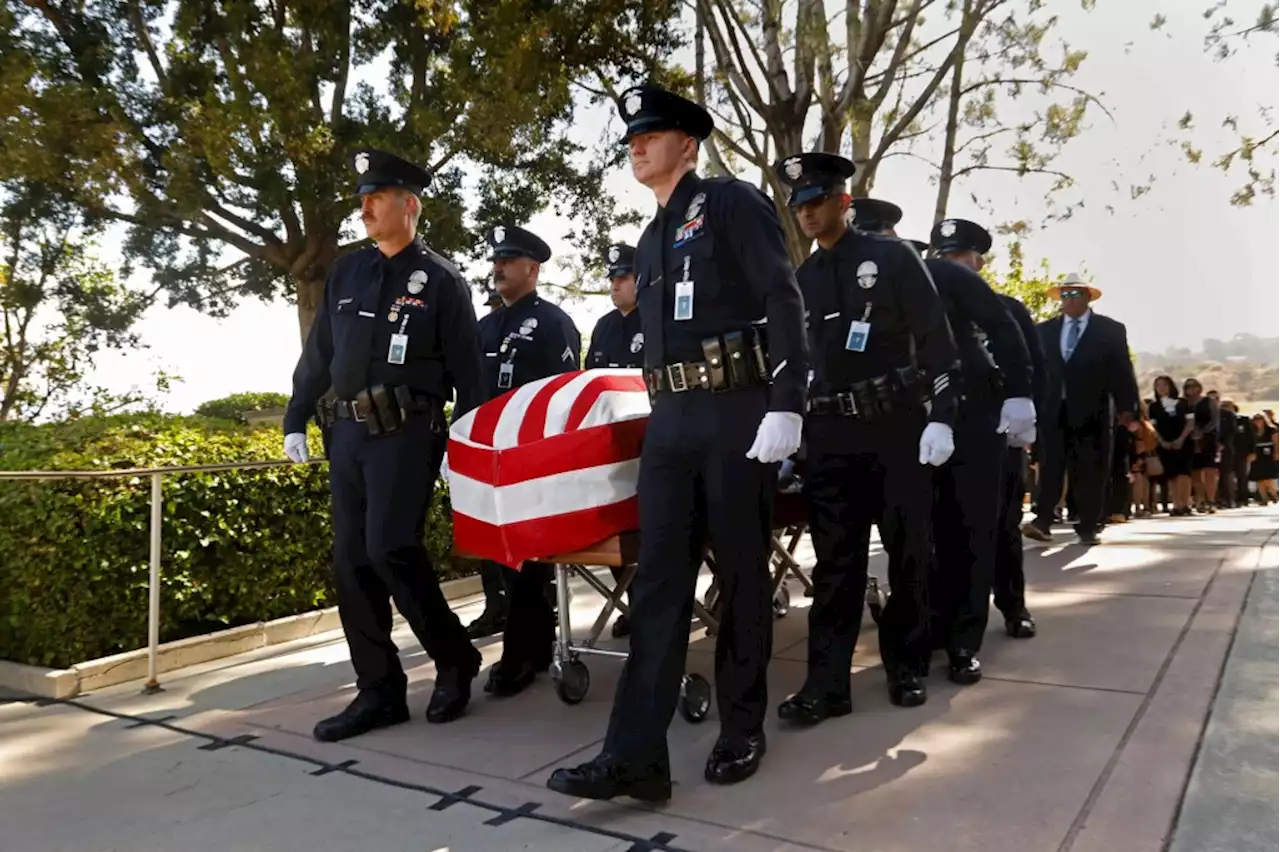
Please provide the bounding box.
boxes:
[1059,288,1088,298]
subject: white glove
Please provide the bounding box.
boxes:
[918,422,955,467]
[745,412,803,464]
[284,432,309,463]
[1007,423,1037,448]
[998,397,1037,437]
[439,450,450,482]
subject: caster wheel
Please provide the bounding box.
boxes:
[551,659,590,705]
[866,577,887,626]
[678,673,712,723]
[773,585,791,619]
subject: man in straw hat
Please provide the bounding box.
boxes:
[1021,273,1139,546]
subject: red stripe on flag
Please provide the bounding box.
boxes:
[453,496,640,569]
[448,417,647,486]
[564,374,649,433]
[517,372,583,445]
[469,387,516,447]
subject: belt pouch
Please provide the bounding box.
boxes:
[702,336,729,390]
[721,331,749,388]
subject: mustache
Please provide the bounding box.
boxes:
[493,271,506,282]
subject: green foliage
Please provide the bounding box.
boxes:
[980,239,1066,323]
[0,413,462,668]
[1,0,684,336]
[0,184,156,422]
[194,392,291,422]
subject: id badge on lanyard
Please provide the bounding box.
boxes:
[674,256,693,322]
[845,303,872,352]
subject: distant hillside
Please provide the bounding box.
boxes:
[1137,333,1278,373]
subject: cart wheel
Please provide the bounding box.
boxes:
[866,577,887,626]
[552,659,590,706]
[773,584,791,619]
[678,673,712,723]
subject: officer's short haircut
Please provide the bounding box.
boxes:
[395,188,423,229]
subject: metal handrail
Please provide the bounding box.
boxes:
[0,459,327,694]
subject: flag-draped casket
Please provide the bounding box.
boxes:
[446,369,651,568]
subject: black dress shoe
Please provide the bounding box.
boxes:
[313,691,409,742]
[704,732,766,785]
[777,692,852,726]
[1004,611,1037,639]
[887,669,928,707]
[483,657,548,697]
[466,606,508,640]
[546,754,672,802]
[947,650,982,685]
[611,613,631,638]
[427,649,482,724]
[1077,530,1101,546]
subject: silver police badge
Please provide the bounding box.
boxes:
[630,332,644,354]
[856,260,879,289]
[407,270,428,294]
[354,152,370,174]
[492,225,506,245]
[687,192,706,220]
[623,90,642,117]
[939,220,957,238]
[608,245,620,263]
[784,157,803,180]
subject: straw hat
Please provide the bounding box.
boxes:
[1046,272,1102,301]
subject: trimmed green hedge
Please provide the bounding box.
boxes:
[0,414,466,668]
[194,392,291,422]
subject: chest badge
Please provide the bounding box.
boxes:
[407,270,427,295]
[520,317,538,338]
[630,332,644,354]
[856,260,879,289]
[686,192,706,220]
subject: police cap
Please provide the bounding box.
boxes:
[931,218,992,254]
[605,243,636,278]
[851,198,903,232]
[773,152,857,207]
[351,148,430,196]
[617,84,714,143]
[487,224,552,263]
[906,239,929,256]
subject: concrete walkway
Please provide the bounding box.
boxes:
[1,507,1275,852]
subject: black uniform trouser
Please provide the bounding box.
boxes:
[1034,408,1112,536]
[477,561,509,612]
[993,446,1029,617]
[604,387,776,765]
[498,561,555,667]
[1234,450,1252,505]
[932,398,1004,654]
[801,411,934,694]
[328,417,475,694]
[1217,448,1236,505]
[1107,426,1133,518]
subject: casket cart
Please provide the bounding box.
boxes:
[446,369,816,718]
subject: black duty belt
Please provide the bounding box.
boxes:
[807,368,923,422]
[318,384,443,436]
[646,328,769,395]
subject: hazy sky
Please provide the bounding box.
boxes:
[85,0,1279,414]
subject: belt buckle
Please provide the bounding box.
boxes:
[666,363,689,393]
[351,400,368,423]
[838,393,856,417]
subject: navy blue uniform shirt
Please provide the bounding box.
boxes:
[478,291,581,400]
[925,257,1033,401]
[632,171,809,414]
[797,227,959,424]
[285,239,485,434]
[586,309,645,368]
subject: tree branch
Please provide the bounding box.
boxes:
[126,0,167,88]
[330,4,351,127]
[960,78,1117,124]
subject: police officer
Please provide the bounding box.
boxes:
[923,217,1036,678]
[851,197,905,234]
[472,223,582,697]
[548,84,808,801]
[585,242,645,638]
[768,153,958,725]
[930,225,1044,639]
[283,149,484,741]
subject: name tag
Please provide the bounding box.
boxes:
[845,320,870,352]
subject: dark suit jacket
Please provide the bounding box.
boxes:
[1036,311,1139,430]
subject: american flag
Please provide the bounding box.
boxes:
[446,369,650,568]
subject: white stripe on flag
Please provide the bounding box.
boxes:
[448,459,641,526]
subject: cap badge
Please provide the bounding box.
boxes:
[354,152,370,175]
[623,90,642,117]
[492,225,506,244]
[784,157,803,180]
[608,245,620,263]
[939,220,957,238]
[856,260,879,289]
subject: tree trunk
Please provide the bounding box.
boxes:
[290,229,342,344]
[294,272,326,346]
[849,110,876,193]
[933,12,969,222]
